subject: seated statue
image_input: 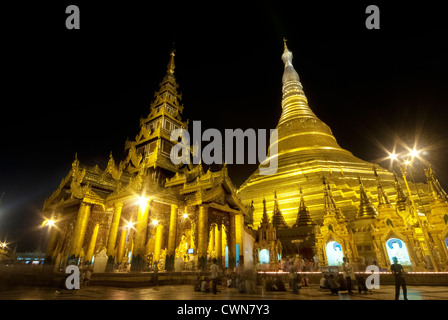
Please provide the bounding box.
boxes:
[175,234,189,261]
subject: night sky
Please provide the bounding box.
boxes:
[1,1,447,251]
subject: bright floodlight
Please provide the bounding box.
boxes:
[42,219,56,227]
[125,221,135,230]
[137,197,149,207]
[46,219,55,227]
[152,219,159,226]
[409,149,419,158]
[389,153,398,161]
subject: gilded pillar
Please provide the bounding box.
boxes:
[154,224,164,263]
[166,204,179,271]
[228,213,236,269]
[209,224,215,256]
[235,213,244,266]
[107,202,123,257]
[190,209,197,251]
[45,213,60,260]
[116,228,127,264]
[85,223,99,263]
[197,205,209,270]
[131,198,151,271]
[70,202,92,258]
[215,222,223,267]
[106,202,123,271]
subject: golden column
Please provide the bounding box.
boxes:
[209,224,215,256]
[45,213,60,260]
[197,205,209,270]
[215,222,223,267]
[85,223,99,263]
[166,204,179,271]
[235,213,244,266]
[116,227,127,264]
[190,208,197,251]
[107,202,123,257]
[154,224,164,263]
[132,198,151,271]
[70,202,92,258]
[228,213,236,269]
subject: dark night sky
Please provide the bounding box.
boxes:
[1,1,447,251]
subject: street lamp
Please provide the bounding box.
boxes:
[388,149,439,272]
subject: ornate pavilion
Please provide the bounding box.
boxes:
[43,42,448,273]
[43,50,249,272]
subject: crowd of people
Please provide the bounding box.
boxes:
[194,255,411,299]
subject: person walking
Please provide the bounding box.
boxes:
[210,258,220,294]
[391,257,408,300]
[288,265,300,294]
[342,257,354,294]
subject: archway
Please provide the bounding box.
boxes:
[325,241,343,266]
[445,237,448,251]
[385,238,411,266]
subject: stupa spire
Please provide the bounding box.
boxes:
[294,187,316,227]
[424,165,448,203]
[261,198,270,226]
[279,38,317,125]
[394,173,408,212]
[323,177,346,222]
[271,191,288,229]
[374,166,391,207]
[356,177,378,219]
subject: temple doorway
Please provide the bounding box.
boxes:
[445,237,448,251]
[325,241,343,266]
[385,238,411,266]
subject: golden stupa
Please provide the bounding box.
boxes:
[238,40,430,228]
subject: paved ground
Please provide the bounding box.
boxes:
[0,283,447,300]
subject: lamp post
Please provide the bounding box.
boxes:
[389,150,439,272]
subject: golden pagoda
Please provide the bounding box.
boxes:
[238,40,448,271]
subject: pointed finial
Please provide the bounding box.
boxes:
[281,37,293,67]
[167,46,176,75]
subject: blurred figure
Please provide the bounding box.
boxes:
[391,256,408,300]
